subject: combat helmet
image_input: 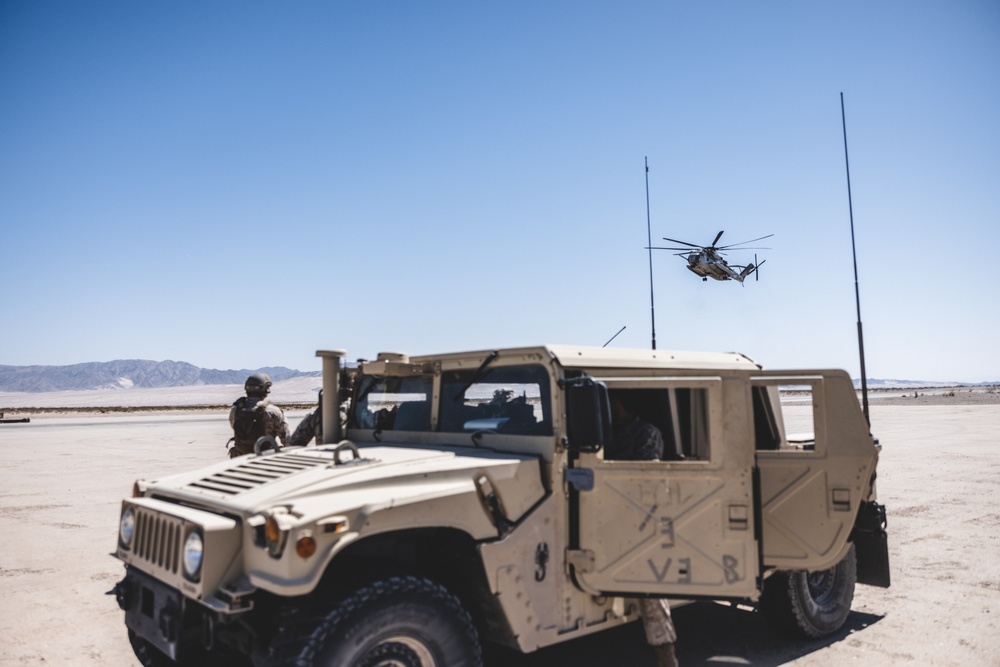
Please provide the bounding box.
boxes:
[245,372,272,397]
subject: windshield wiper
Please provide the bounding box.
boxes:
[452,350,500,402]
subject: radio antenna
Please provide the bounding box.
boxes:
[841,93,870,424]
[645,157,657,350]
[603,325,626,348]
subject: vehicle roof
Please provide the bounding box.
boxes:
[408,344,760,372]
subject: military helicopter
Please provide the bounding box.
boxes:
[651,231,773,283]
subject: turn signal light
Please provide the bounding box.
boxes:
[296,534,317,559]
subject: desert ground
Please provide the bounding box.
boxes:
[0,385,998,666]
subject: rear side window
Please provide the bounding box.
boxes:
[439,364,552,435]
[751,379,822,452]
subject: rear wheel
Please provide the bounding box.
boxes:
[760,543,857,638]
[264,576,482,667]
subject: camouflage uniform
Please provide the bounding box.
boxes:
[639,598,678,645]
[608,409,678,664]
[288,408,322,447]
[607,415,665,461]
[228,397,290,457]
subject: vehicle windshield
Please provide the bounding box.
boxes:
[352,374,433,431]
[439,364,552,436]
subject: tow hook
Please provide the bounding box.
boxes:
[159,601,181,642]
[112,579,131,611]
[202,614,217,652]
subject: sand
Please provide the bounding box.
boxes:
[0,398,998,666]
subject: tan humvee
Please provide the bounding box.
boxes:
[113,345,890,666]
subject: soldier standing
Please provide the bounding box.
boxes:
[609,394,679,667]
[228,373,290,457]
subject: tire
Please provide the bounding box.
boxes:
[129,630,173,667]
[264,576,482,667]
[760,543,857,638]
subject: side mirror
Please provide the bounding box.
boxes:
[563,377,611,453]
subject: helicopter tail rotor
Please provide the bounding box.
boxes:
[737,254,767,283]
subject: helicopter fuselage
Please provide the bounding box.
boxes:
[685,250,744,282]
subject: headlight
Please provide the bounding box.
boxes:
[264,515,288,558]
[119,507,136,549]
[183,529,204,581]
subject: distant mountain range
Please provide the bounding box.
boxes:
[0,360,319,393]
[1,361,993,395]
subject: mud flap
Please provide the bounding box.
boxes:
[850,501,890,588]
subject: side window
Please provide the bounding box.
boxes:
[606,387,710,461]
[670,388,710,459]
[352,375,433,432]
[778,385,816,446]
[751,380,818,451]
[439,365,552,435]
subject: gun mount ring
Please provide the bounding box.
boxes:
[333,440,360,464]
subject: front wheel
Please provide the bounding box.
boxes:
[264,576,482,667]
[760,543,857,638]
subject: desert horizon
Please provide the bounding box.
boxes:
[2,376,998,416]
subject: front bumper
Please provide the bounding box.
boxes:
[116,568,187,660]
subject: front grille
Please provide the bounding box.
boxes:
[185,453,329,498]
[132,507,183,576]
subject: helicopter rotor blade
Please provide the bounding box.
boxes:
[718,233,774,249]
[711,230,725,248]
[646,247,698,258]
[661,237,703,249]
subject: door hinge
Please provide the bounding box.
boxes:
[564,467,594,492]
[566,549,596,573]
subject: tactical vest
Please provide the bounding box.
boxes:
[231,397,267,453]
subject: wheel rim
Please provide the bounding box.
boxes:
[806,568,838,604]
[357,636,436,667]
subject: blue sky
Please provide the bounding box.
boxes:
[2,1,998,382]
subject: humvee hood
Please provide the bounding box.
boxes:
[143,444,545,523]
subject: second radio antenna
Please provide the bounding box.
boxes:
[645,156,657,350]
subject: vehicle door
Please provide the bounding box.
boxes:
[571,376,760,600]
[752,371,878,572]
